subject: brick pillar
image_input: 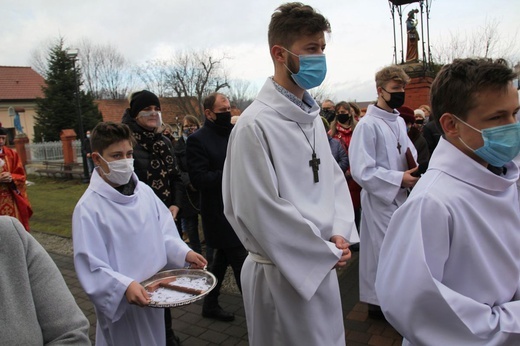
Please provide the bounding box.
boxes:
[404,76,433,110]
[60,129,77,165]
[14,135,29,166]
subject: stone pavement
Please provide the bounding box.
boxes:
[50,251,403,345]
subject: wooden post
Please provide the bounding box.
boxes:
[13,135,29,166]
[60,129,77,165]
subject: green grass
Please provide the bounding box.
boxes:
[26,175,88,237]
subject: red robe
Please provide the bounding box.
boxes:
[0,147,32,230]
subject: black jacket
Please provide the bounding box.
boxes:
[174,136,200,218]
[422,120,442,156]
[186,119,241,249]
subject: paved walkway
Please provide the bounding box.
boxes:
[50,251,402,346]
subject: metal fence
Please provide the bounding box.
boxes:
[25,140,83,163]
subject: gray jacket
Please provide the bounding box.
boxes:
[0,216,90,345]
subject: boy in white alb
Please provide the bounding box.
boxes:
[348,65,419,318]
[73,122,206,346]
[376,58,520,345]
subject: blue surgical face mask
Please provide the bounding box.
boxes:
[283,48,327,90]
[453,114,520,167]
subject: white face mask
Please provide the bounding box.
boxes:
[97,155,134,186]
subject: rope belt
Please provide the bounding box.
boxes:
[248,252,274,265]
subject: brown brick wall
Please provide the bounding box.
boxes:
[404,76,433,110]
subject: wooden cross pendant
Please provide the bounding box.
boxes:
[397,141,402,154]
[309,152,321,183]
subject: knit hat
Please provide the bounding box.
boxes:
[397,106,415,124]
[0,127,7,136]
[129,90,160,118]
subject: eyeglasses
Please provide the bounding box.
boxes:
[184,125,198,130]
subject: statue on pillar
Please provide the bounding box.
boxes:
[14,111,23,135]
[406,9,420,62]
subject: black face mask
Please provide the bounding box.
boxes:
[322,109,336,123]
[213,111,232,127]
[336,113,350,124]
[382,88,405,109]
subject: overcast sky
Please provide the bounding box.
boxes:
[2,0,519,102]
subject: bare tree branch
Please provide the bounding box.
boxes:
[309,82,334,104]
[228,79,257,110]
[168,50,229,118]
[77,38,135,99]
[135,59,173,97]
[29,37,61,79]
[433,18,520,66]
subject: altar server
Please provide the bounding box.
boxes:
[223,3,358,346]
[73,122,206,346]
[376,58,520,345]
[348,65,418,318]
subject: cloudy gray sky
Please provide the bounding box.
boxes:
[2,0,519,102]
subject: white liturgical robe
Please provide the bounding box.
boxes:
[73,171,190,346]
[223,78,359,346]
[376,137,520,345]
[514,154,520,203]
[348,104,416,305]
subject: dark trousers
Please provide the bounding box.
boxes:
[203,245,247,307]
[164,308,179,346]
[183,216,201,254]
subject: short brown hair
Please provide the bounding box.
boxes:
[375,65,410,89]
[203,92,227,112]
[268,2,331,49]
[91,122,135,155]
[430,58,516,127]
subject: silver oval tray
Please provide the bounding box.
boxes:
[141,269,217,308]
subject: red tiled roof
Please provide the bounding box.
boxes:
[0,66,45,101]
[95,99,128,123]
[96,97,201,125]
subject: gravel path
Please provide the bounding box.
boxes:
[32,231,74,256]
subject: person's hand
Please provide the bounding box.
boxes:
[125,281,151,306]
[0,172,12,183]
[330,235,351,269]
[186,251,208,269]
[401,167,419,188]
[169,205,180,221]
